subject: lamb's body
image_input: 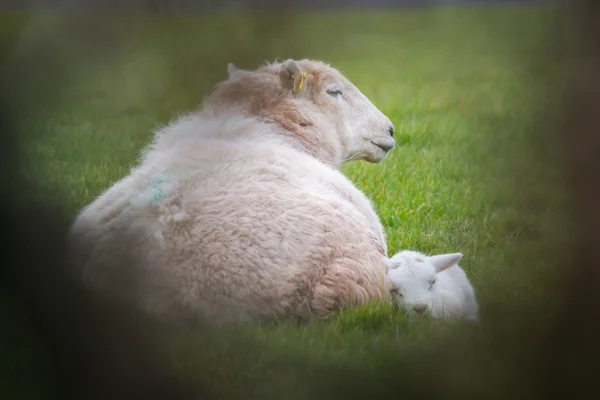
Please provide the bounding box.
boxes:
[69,59,396,323]
[387,250,479,321]
[427,264,479,320]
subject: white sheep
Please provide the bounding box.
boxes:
[68,58,397,323]
[386,250,479,321]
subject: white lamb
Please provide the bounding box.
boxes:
[68,58,398,324]
[386,250,479,321]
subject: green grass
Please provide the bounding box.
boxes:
[1,5,574,399]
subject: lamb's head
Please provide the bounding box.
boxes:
[386,250,463,317]
[204,59,395,167]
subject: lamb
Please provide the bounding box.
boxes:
[386,250,479,321]
[67,58,397,324]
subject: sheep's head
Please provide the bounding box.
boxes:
[386,250,463,317]
[204,59,396,167]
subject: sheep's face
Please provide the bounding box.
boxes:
[215,59,396,166]
[297,61,396,164]
[386,250,463,317]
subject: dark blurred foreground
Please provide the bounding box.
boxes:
[1,0,599,399]
[0,0,567,13]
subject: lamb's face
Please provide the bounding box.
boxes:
[387,250,463,317]
[309,67,395,163]
[387,251,438,317]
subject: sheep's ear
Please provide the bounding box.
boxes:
[227,63,239,77]
[279,59,305,93]
[428,253,463,273]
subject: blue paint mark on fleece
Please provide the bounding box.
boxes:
[146,173,168,203]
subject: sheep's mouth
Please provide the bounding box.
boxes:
[371,140,395,152]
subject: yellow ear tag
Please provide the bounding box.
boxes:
[291,73,296,93]
[298,73,307,92]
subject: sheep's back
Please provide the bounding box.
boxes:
[151,141,389,320]
[70,135,389,322]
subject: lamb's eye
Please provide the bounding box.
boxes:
[428,280,436,289]
[327,89,342,97]
[391,289,403,298]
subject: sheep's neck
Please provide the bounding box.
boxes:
[198,106,344,168]
[268,122,342,169]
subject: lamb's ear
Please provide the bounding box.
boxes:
[428,253,463,273]
[279,59,305,93]
[227,63,239,77]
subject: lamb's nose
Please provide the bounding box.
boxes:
[388,125,395,137]
[413,303,427,314]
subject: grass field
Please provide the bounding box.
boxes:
[1,5,574,399]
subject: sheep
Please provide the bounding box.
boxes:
[68,58,397,324]
[386,250,479,321]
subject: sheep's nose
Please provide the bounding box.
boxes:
[413,303,427,314]
[388,125,395,137]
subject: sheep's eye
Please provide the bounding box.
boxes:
[391,289,403,298]
[428,280,436,289]
[326,89,342,97]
